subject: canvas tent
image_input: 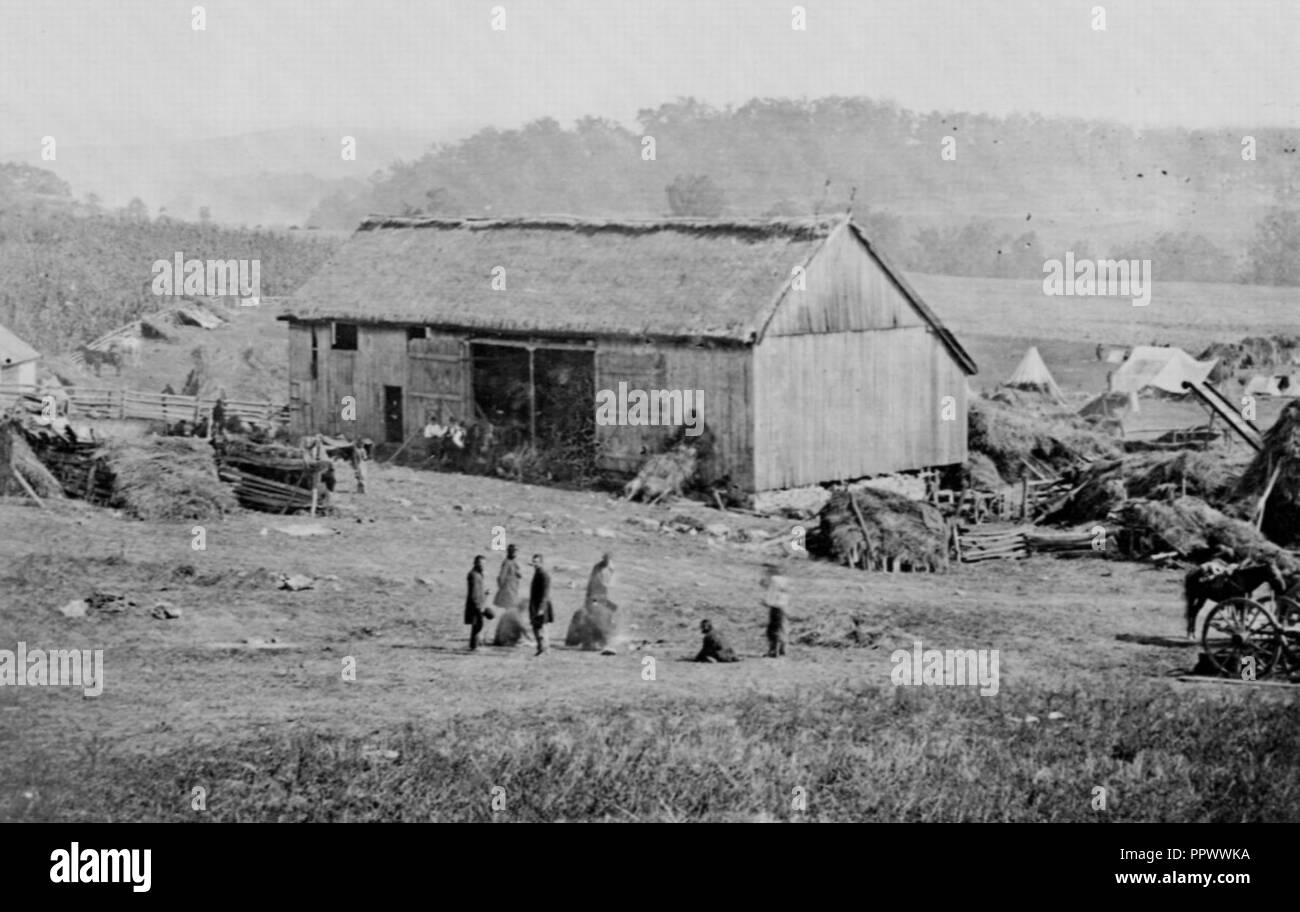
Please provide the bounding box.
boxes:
[1109,346,1217,397]
[1002,346,1065,403]
[1244,373,1297,398]
[1079,390,1141,418]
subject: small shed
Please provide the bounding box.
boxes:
[281,216,977,493]
[0,324,40,389]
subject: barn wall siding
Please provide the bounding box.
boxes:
[287,322,314,434]
[763,226,924,337]
[595,342,753,490]
[753,327,967,489]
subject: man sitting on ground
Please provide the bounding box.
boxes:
[695,619,740,663]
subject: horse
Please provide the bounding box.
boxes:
[1183,560,1290,638]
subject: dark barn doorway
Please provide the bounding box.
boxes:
[383,385,403,443]
[470,342,595,476]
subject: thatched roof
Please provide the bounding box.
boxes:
[281,216,970,357]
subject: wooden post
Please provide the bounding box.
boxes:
[527,345,537,448]
[847,491,875,570]
[1020,477,1029,521]
[11,467,45,508]
[310,467,320,517]
[1256,462,1283,530]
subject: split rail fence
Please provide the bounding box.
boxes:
[0,384,288,428]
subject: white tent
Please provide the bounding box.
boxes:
[1244,373,1297,397]
[1109,346,1217,396]
[1079,390,1141,418]
[1002,346,1065,403]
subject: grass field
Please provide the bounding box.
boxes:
[3,462,1299,822]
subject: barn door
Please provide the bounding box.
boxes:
[408,336,469,428]
[594,348,668,472]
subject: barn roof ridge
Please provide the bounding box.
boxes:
[356,214,841,240]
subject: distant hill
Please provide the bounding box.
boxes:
[0,125,478,227]
[0,165,339,355]
[306,97,1300,284]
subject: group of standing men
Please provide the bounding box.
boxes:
[466,546,791,662]
[464,545,555,655]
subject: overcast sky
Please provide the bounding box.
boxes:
[3,0,1298,149]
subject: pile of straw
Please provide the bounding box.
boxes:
[968,397,1119,482]
[1046,450,1238,525]
[1115,496,1300,573]
[564,599,629,651]
[966,451,1004,492]
[4,426,65,499]
[623,445,697,503]
[99,436,237,521]
[812,488,949,572]
[1236,399,1300,547]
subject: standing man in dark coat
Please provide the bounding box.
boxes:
[529,553,555,656]
[465,555,488,651]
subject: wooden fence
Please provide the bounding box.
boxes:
[956,525,1101,563]
[0,384,288,428]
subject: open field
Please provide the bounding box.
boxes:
[3,461,1299,822]
[913,273,1300,354]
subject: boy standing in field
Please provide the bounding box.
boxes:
[761,562,789,657]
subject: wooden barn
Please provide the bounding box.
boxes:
[280,216,977,493]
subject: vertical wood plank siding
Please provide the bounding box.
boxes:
[753,327,966,489]
[752,226,967,489]
[594,342,753,491]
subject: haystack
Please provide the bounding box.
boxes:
[966,451,1004,492]
[1236,399,1300,547]
[564,598,629,650]
[1116,496,1300,573]
[491,602,535,647]
[2,424,65,499]
[623,445,697,503]
[99,436,237,521]
[1046,450,1237,525]
[812,488,949,572]
[968,397,1119,481]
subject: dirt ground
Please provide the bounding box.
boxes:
[0,460,1230,762]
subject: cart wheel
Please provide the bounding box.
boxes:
[1201,597,1282,678]
[1270,597,1300,675]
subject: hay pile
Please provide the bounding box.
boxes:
[491,602,535,647]
[1200,335,1299,381]
[968,397,1119,482]
[1046,451,1238,525]
[623,445,697,503]
[99,437,237,521]
[966,451,1004,492]
[564,598,629,651]
[2,424,65,499]
[811,488,949,571]
[1236,399,1300,547]
[1115,496,1300,573]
